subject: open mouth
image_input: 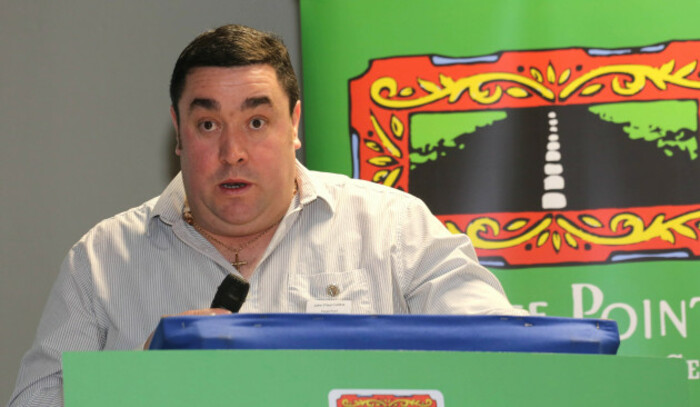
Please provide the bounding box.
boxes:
[221,182,248,190]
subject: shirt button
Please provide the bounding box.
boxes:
[327,284,340,297]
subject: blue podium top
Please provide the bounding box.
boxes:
[148,314,620,355]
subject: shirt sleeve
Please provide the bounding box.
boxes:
[8,243,106,407]
[396,197,528,316]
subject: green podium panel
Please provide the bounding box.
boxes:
[63,350,689,406]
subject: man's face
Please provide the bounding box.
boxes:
[171,64,301,236]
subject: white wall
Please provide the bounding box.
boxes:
[0,1,302,403]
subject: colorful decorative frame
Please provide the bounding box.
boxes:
[328,389,443,407]
[349,41,700,267]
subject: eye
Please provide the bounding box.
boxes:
[249,117,266,130]
[197,120,220,133]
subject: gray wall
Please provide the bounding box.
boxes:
[0,1,302,403]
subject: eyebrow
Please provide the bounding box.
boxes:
[187,96,273,113]
[241,96,272,110]
[189,98,220,112]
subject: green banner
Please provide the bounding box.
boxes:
[300,0,700,403]
[63,350,689,406]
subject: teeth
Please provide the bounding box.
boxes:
[222,183,245,189]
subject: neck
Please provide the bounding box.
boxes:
[184,208,281,278]
[183,177,298,238]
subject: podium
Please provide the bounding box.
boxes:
[63,315,690,406]
[147,313,620,354]
[63,350,689,406]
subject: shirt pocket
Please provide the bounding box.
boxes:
[294,269,374,314]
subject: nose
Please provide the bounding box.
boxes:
[219,129,247,165]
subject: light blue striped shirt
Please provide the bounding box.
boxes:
[9,162,525,406]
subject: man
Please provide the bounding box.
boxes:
[9,24,526,406]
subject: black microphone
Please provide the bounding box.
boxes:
[211,273,250,313]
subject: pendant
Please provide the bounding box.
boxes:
[231,252,248,269]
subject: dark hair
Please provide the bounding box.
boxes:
[169,24,299,122]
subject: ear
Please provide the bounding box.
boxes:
[170,106,182,155]
[291,100,302,150]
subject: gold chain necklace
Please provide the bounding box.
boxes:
[185,212,278,269]
[183,179,298,269]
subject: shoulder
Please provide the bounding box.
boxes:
[304,170,437,234]
[74,196,160,251]
[308,169,423,206]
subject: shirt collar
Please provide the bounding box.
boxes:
[150,172,186,228]
[295,160,336,214]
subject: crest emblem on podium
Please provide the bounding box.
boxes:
[328,389,444,407]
